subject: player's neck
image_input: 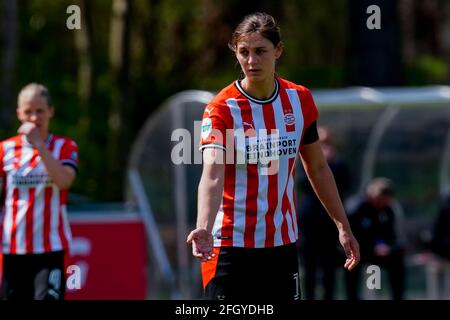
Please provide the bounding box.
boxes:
[241,77,276,100]
[40,130,50,141]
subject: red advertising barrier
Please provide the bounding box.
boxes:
[66,213,148,300]
[0,212,148,300]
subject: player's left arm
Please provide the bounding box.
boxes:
[300,141,360,270]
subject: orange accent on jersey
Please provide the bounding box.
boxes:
[201,247,221,288]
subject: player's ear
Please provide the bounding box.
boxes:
[275,41,284,59]
[49,106,55,118]
[16,106,25,122]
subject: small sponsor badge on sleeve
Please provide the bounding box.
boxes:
[70,151,78,162]
[201,118,213,139]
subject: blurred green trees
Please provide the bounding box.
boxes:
[0,0,448,201]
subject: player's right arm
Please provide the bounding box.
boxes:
[186,148,225,262]
[300,140,360,270]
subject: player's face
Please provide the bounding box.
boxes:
[17,96,54,133]
[235,32,283,83]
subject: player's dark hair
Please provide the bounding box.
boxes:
[228,12,281,52]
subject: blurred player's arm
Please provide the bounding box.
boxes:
[187,148,225,261]
[35,143,76,190]
[300,140,360,270]
[18,122,76,190]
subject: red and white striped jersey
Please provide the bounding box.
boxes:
[0,134,78,255]
[199,76,318,248]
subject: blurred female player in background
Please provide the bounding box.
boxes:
[0,83,78,300]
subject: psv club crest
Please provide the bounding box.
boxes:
[284,113,295,126]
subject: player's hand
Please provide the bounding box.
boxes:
[186,228,215,262]
[339,230,360,271]
[18,122,44,148]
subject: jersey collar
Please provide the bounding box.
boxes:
[235,78,279,104]
[23,133,53,147]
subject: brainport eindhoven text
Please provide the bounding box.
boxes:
[171,124,298,166]
[174,304,274,317]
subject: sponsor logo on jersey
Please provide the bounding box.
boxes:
[245,134,298,164]
[205,107,215,116]
[12,173,53,186]
[243,121,255,131]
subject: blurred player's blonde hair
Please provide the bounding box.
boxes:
[17,83,52,107]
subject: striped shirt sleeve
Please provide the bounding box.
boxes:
[199,103,228,152]
[299,87,319,128]
[59,138,79,172]
[302,121,319,144]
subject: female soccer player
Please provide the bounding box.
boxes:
[0,83,78,300]
[187,12,359,301]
